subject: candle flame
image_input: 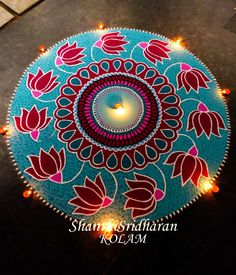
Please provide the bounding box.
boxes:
[172,37,185,49]
[102,220,115,240]
[38,44,46,54]
[199,180,219,193]
[0,125,13,136]
[98,23,105,30]
[23,189,33,198]
[114,103,125,115]
[221,89,231,96]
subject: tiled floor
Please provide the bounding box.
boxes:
[0,0,41,27]
[0,6,14,27]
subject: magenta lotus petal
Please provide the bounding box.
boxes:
[123,173,165,219]
[27,68,59,98]
[138,42,148,49]
[32,90,43,98]
[177,63,211,93]
[188,146,198,156]
[181,63,191,71]
[50,171,63,183]
[56,42,85,66]
[55,56,64,66]
[165,147,209,187]
[187,102,226,138]
[95,32,129,55]
[25,147,65,183]
[95,40,102,47]
[69,174,113,215]
[30,130,39,141]
[139,39,171,64]
[102,197,113,208]
[154,189,165,201]
[13,106,52,140]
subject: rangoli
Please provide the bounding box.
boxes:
[7,28,230,222]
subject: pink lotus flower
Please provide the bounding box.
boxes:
[187,103,226,138]
[27,68,59,98]
[95,32,129,55]
[177,63,211,93]
[25,147,65,183]
[138,39,171,64]
[55,42,85,66]
[13,106,52,141]
[69,174,113,215]
[123,173,165,219]
[165,146,209,187]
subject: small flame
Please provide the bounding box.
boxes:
[172,37,185,49]
[98,23,105,30]
[102,221,115,240]
[23,189,32,198]
[0,125,13,136]
[221,89,231,96]
[38,44,46,54]
[114,103,125,116]
[202,181,213,192]
[200,180,219,193]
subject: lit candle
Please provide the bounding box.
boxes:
[93,86,143,132]
[114,103,125,116]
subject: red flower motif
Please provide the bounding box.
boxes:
[187,103,226,138]
[55,58,182,172]
[123,173,165,219]
[13,106,52,141]
[177,63,211,93]
[138,39,171,64]
[55,42,85,66]
[25,147,65,183]
[165,146,209,187]
[95,32,129,55]
[69,174,113,215]
[27,68,59,98]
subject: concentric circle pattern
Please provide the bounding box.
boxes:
[8,29,229,222]
[55,59,182,171]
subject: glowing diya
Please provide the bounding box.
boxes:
[6,28,230,222]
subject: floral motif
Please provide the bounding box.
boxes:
[187,102,226,138]
[177,63,211,93]
[55,42,85,66]
[123,173,165,219]
[165,146,209,187]
[138,39,171,64]
[9,29,229,223]
[27,68,59,98]
[55,58,183,172]
[25,147,65,183]
[69,174,113,215]
[95,32,129,55]
[13,106,52,141]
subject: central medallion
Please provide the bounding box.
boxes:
[55,58,182,171]
[74,73,161,151]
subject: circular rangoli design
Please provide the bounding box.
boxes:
[7,29,229,222]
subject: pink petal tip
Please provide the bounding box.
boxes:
[55,56,64,66]
[32,90,42,98]
[181,63,192,71]
[198,102,208,112]
[102,196,113,208]
[95,40,102,48]
[154,188,165,201]
[188,146,198,157]
[50,171,62,183]
[138,42,148,49]
[30,130,39,141]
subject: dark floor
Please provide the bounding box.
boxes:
[0,0,236,274]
